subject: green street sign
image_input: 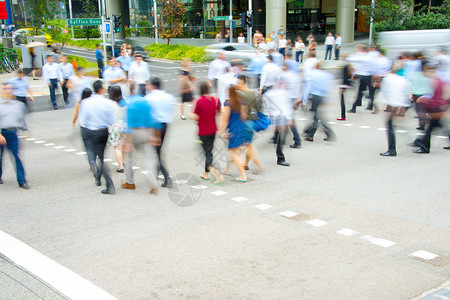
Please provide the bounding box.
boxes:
[67,18,102,26]
[213,16,231,21]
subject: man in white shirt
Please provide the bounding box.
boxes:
[379,63,411,157]
[42,55,62,110]
[145,78,175,188]
[302,52,320,80]
[58,55,75,106]
[334,33,342,60]
[324,32,335,60]
[278,35,287,57]
[103,57,127,95]
[259,54,283,94]
[207,52,231,92]
[237,32,245,44]
[128,54,150,96]
[346,45,374,113]
[217,64,238,106]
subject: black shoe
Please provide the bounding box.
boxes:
[277,161,290,167]
[19,183,30,189]
[290,143,301,149]
[116,168,124,173]
[101,188,116,195]
[161,179,173,188]
[413,148,429,154]
[407,142,420,147]
[324,136,336,142]
[416,126,425,130]
[365,106,373,110]
[0,179,3,184]
[348,109,356,113]
[53,107,58,110]
[444,146,450,150]
[380,150,397,157]
[95,177,101,186]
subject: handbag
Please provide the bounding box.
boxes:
[252,111,271,132]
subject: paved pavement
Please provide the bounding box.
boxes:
[1,58,449,299]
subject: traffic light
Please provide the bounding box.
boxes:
[113,14,121,33]
[240,11,247,28]
[246,13,253,28]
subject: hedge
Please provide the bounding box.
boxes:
[145,44,208,62]
[66,39,102,50]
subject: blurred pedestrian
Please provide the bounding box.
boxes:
[117,48,132,75]
[95,44,104,79]
[337,57,353,121]
[191,81,225,184]
[179,59,195,120]
[146,78,175,188]
[78,80,116,194]
[7,69,34,110]
[72,88,97,177]
[408,62,434,130]
[0,83,29,189]
[28,47,38,80]
[67,67,92,106]
[295,36,305,63]
[128,54,150,96]
[238,32,245,44]
[260,54,283,95]
[302,62,336,142]
[208,52,231,92]
[121,94,162,194]
[247,50,268,88]
[379,63,411,157]
[334,33,342,60]
[59,55,75,107]
[103,57,127,95]
[42,55,61,110]
[108,86,127,173]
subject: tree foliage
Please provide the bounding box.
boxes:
[79,0,99,40]
[358,0,415,23]
[45,19,72,52]
[24,0,58,33]
[157,0,186,45]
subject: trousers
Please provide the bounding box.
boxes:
[199,134,216,172]
[352,75,373,110]
[0,129,26,184]
[86,128,114,189]
[124,129,158,189]
[48,79,58,108]
[155,123,170,183]
[306,95,335,139]
[80,126,98,175]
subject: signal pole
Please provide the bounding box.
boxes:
[248,0,252,46]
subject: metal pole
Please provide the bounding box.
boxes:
[368,0,374,45]
[69,0,74,38]
[247,0,252,45]
[229,0,232,43]
[98,0,102,15]
[153,0,158,44]
[111,14,115,57]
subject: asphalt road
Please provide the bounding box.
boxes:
[1,69,449,299]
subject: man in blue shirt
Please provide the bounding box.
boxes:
[7,69,34,110]
[121,93,163,194]
[79,80,116,194]
[95,44,104,78]
[59,55,75,106]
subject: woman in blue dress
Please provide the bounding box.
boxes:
[218,85,252,183]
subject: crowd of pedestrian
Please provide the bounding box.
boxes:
[0,35,449,192]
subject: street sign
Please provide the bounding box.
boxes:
[105,22,111,34]
[67,18,102,26]
[213,16,230,21]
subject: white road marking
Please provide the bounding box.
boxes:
[360,235,396,248]
[75,152,87,155]
[337,228,359,237]
[174,179,188,184]
[111,162,119,166]
[437,135,448,139]
[231,196,249,202]
[64,149,77,152]
[26,138,37,141]
[297,118,308,121]
[376,128,387,131]
[342,124,353,126]
[132,166,140,170]
[327,121,337,124]
[54,146,65,149]
[157,175,164,179]
[0,230,117,300]
[411,250,439,260]
[163,80,168,82]
[254,204,272,210]
[359,126,371,129]
[44,143,55,146]
[415,132,425,136]
[191,185,208,190]
[279,210,298,218]
[18,135,27,138]
[395,130,408,133]
[34,141,46,144]
[141,171,149,175]
[306,219,328,227]
[211,191,227,196]
[103,158,112,162]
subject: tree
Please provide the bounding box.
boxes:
[79,0,99,40]
[157,0,186,45]
[45,19,72,52]
[24,0,58,33]
[358,0,415,24]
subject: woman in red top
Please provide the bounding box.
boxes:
[191,81,225,185]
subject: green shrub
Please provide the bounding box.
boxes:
[145,44,208,62]
[66,39,102,50]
